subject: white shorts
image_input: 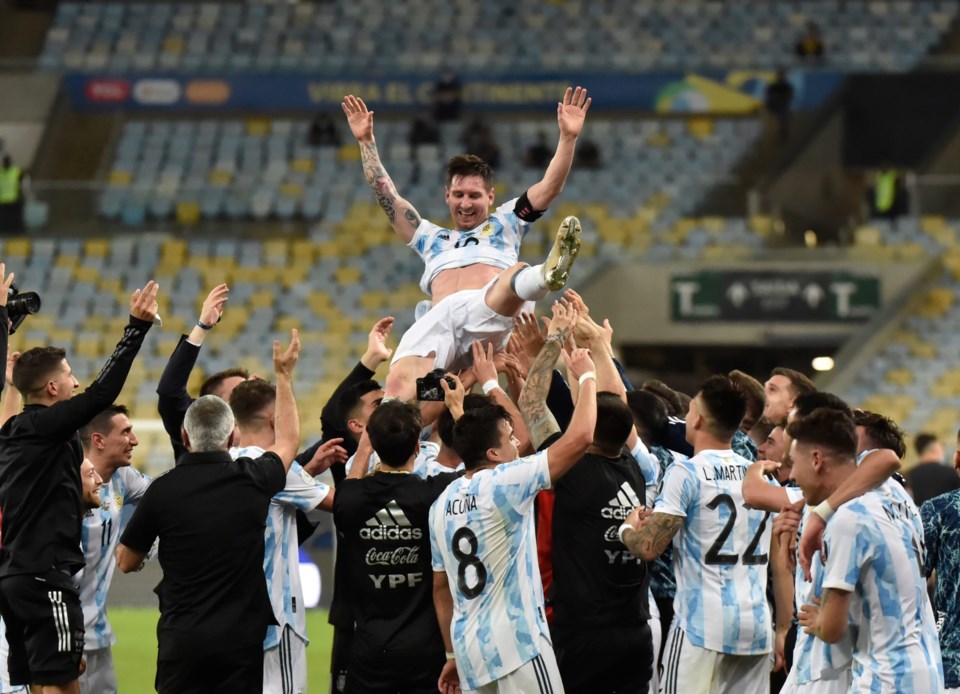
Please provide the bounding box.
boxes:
[659,626,769,694]
[780,668,851,694]
[392,279,534,372]
[79,647,118,694]
[263,626,307,694]
[649,614,662,694]
[466,634,564,694]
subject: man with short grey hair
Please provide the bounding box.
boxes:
[117,330,302,694]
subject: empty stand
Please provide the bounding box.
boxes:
[41,1,957,73]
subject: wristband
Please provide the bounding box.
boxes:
[481,379,500,395]
[445,651,455,660]
[578,371,597,386]
[196,319,214,331]
[617,523,633,544]
[812,500,835,524]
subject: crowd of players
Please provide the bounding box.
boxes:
[0,86,954,694]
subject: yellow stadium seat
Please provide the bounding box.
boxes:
[246,119,269,136]
[109,171,132,186]
[175,202,200,226]
[335,266,362,284]
[209,170,232,186]
[162,36,184,54]
[338,145,361,162]
[279,183,303,199]
[84,239,109,258]
[291,159,314,173]
[2,239,29,257]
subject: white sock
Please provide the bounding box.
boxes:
[511,265,549,301]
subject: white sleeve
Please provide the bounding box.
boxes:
[408,218,443,259]
[117,466,152,504]
[489,451,551,515]
[654,463,695,518]
[630,439,660,488]
[820,508,866,593]
[784,486,805,505]
[272,462,331,511]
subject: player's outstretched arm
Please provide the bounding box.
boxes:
[518,301,579,450]
[742,460,791,512]
[342,95,423,243]
[268,329,301,471]
[526,86,591,211]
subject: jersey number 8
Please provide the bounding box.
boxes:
[452,527,487,599]
[705,494,770,566]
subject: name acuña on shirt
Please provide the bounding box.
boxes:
[445,494,478,516]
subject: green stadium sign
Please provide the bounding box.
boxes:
[670,271,880,322]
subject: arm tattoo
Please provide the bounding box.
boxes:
[518,339,562,449]
[623,513,684,561]
[404,207,422,228]
[376,192,396,223]
[360,141,400,222]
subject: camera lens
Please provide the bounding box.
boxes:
[9,292,40,316]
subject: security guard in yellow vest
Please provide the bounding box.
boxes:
[0,155,24,233]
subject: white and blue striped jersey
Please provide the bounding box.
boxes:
[790,505,855,685]
[410,198,530,295]
[344,441,444,479]
[630,439,660,490]
[821,488,944,692]
[76,465,151,651]
[229,445,330,649]
[654,448,772,655]
[429,452,551,689]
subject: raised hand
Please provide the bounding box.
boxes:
[303,437,349,476]
[130,281,159,322]
[0,263,15,306]
[470,341,498,385]
[513,312,545,362]
[561,346,594,381]
[341,95,375,143]
[547,300,579,342]
[557,86,591,139]
[440,373,465,420]
[363,316,394,368]
[273,328,301,379]
[198,283,229,328]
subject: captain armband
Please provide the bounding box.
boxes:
[514,191,545,222]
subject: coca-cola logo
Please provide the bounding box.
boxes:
[365,546,420,566]
[85,79,131,103]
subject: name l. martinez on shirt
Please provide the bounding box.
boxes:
[699,464,746,483]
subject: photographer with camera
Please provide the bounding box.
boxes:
[0,280,159,694]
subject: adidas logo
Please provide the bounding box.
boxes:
[601,482,641,520]
[359,500,423,541]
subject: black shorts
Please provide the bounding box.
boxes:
[0,570,84,686]
[345,645,444,694]
[156,644,263,694]
[553,622,653,694]
[329,623,354,694]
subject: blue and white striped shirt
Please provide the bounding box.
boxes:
[230,445,330,649]
[76,465,151,651]
[410,198,529,295]
[822,489,943,692]
[429,452,551,689]
[655,448,771,655]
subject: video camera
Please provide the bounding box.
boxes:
[416,369,456,402]
[7,283,40,335]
